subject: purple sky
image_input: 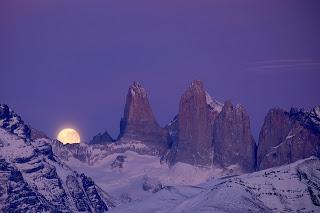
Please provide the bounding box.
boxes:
[1,0,320,141]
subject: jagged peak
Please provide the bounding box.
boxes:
[190,79,204,89]
[185,80,205,94]
[0,104,30,139]
[129,81,147,97]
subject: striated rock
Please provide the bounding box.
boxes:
[66,175,92,211]
[258,106,320,170]
[118,82,169,155]
[212,101,256,172]
[80,174,110,212]
[172,80,222,166]
[0,159,55,212]
[90,131,114,145]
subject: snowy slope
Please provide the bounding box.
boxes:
[110,157,320,213]
[205,91,223,113]
[65,150,242,205]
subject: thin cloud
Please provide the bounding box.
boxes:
[248,59,320,72]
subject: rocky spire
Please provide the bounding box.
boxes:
[118,82,169,154]
[212,101,257,172]
[119,81,159,137]
[173,80,219,166]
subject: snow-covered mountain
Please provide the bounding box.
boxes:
[1,79,319,212]
[0,104,114,212]
[1,102,320,212]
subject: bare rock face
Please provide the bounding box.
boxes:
[173,80,222,166]
[212,101,256,172]
[257,109,293,168]
[118,82,169,155]
[257,107,320,170]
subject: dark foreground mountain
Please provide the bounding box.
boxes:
[0,104,114,212]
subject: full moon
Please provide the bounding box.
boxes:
[57,128,80,144]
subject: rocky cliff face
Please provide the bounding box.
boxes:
[172,80,222,166]
[257,106,320,170]
[212,101,256,172]
[0,105,113,212]
[118,82,169,155]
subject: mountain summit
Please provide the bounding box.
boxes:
[118,81,169,155]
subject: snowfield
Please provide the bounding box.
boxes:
[66,150,241,204]
[63,149,320,213]
[107,157,320,213]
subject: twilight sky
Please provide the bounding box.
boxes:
[1,0,320,141]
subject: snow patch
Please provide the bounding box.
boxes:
[205,91,223,113]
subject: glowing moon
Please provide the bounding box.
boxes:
[57,128,80,144]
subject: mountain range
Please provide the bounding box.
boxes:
[0,80,319,212]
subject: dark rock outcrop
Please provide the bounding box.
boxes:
[172,80,222,166]
[0,104,31,140]
[90,131,114,145]
[111,155,127,168]
[118,82,169,155]
[212,101,256,172]
[257,106,320,170]
[142,176,163,193]
[80,174,109,212]
[66,175,92,212]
